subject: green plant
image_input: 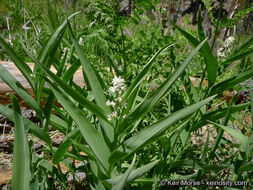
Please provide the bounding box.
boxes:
[1,2,253,189]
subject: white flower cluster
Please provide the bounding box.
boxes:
[217,36,235,58]
[108,76,126,94]
[60,47,70,61]
[106,75,127,121]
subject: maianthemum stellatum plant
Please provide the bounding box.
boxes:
[0,10,253,189]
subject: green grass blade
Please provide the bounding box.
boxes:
[168,18,217,85]
[118,39,207,133]
[0,37,35,91]
[209,70,253,95]
[112,154,136,190]
[112,95,215,161]
[0,64,41,115]
[106,160,159,185]
[123,44,174,103]
[0,104,51,145]
[48,81,111,172]
[10,94,31,190]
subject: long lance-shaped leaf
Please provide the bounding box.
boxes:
[238,163,253,174]
[122,44,174,103]
[197,7,205,42]
[168,18,218,85]
[47,81,111,172]
[11,94,31,190]
[111,95,215,162]
[209,69,253,95]
[112,154,136,190]
[224,48,253,64]
[192,103,250,130]
[170,160,228,172]
[68,21,109,114]
[0,37,35,91]
[105,160,159,185]
[208,120,248,151]
[35,12,80,104]
[38,12,80,65]
[0,64,41,115]
[35,61,109,123]
[0,104,51,145]
[234,35,253,55]
[118,39,207,134]
[52,127,81,164]
[68,21,114,142]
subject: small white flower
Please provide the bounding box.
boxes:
[217,47,226,58]
[120,86,126,91]
[108,114,112,121]
[111,111,117,117]
[116,97,122,102]
[123,114,126,118]
[106,100,116,107]
[224,36,234,47]
[109,86,117,93]
[112,76,125,87]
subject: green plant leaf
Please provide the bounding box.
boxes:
[208,120,248,150]
[170,160,228,172]
[118,39,208,134]
[112,95,215,161]
[10,94,31,190]
[123,44,174,103]
[35,63,109,123]
[48,81,111,172]
[50,114,68,133]
[209,70,253,95]
[197,7,206,41]
[0,37,35,91]
[106,160,159,185]
[52,128,81,164]
[68,21,114,142]
[112,154,136,190]
[68,21,109,114]
[238,163,253,174]
[234,35,253,54]
[0,64,41,115]
[35,12,80,105]
[192,103,250,130]
[224,48,253,64]
[38,12,80,66]
[0,104,51,145]
[168,18,218,85]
